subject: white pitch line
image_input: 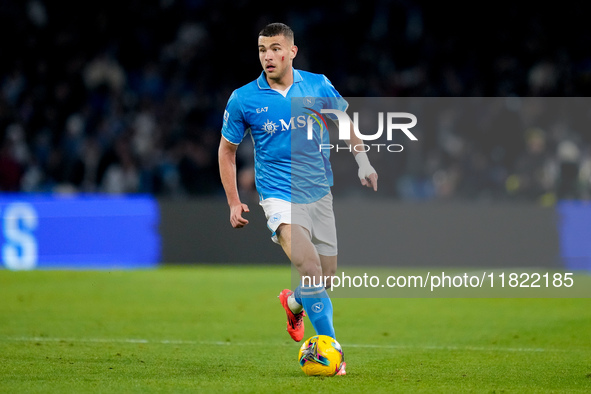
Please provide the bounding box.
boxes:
[345,343,558,353]
[0,336,574,353]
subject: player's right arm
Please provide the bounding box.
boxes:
[219,91,250,228]
[218,137,250,228]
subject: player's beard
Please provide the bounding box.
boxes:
[266,64,289,83]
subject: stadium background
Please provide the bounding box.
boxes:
[0,0,590,268]
[2,5,591,392]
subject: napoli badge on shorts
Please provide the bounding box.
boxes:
[270,213,281,224]
[303,97,315,107]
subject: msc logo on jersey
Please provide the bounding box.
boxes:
[262,119,278,135]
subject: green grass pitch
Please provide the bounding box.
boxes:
[1,265,590,393]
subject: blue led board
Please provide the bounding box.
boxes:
[0,194,160,270]
[557,201,591,271]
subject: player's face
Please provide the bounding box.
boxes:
[258,34,297,83]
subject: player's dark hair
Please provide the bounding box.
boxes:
[259,23,294,43]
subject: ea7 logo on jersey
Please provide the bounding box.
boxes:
[256,107,268,113]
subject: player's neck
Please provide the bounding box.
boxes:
[266,68,294,90]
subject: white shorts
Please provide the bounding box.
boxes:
[260,193,338,256]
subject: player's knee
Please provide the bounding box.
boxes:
[276,223,290,242]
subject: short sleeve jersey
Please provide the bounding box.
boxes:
[221,69,347,204]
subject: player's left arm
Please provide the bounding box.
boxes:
[345,124,378,191]
[322,74,378,191]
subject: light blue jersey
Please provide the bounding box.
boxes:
[221,69,347,204]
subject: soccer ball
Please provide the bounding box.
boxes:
[298,335,344,376]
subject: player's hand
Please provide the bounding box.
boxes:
[361,171,378,192]
[355,152,378,191]
[230,203,250,228]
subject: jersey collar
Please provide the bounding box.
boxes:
[257,68,303,90]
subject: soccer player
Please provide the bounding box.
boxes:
[218,23,378,376]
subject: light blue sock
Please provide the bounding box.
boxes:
[294,286,302,304]
[300,285,335,338]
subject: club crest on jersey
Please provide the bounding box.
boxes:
[262,119,278,135]
[303,97,315,106]
[311,302,324,313]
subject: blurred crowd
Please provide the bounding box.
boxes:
[1,0,590,203]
